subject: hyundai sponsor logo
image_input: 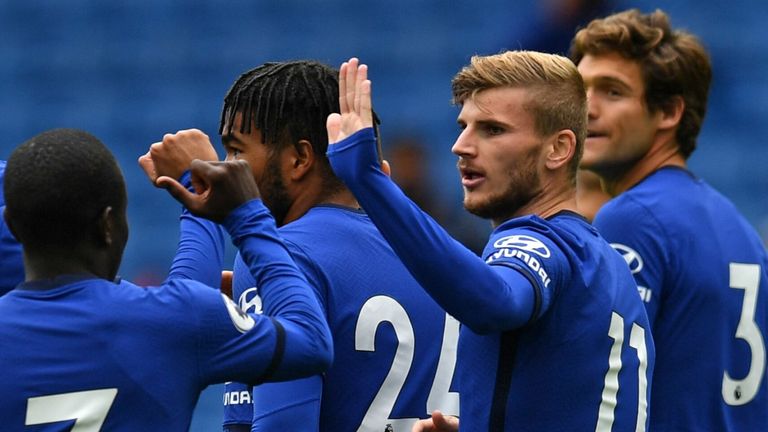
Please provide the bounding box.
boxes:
[486,247,552,288]
[610,243,644,274]
[238,287,263,314]
[493,235,551,258]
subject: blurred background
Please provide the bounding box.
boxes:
[1,0,766,429]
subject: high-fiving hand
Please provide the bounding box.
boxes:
[326,57,374,145]
[157,159,259,223]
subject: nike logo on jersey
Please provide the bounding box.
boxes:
[221,293,256,333]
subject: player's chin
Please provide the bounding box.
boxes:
[463,195,493,219]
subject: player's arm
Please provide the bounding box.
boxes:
[246,243,327,431]
[326,59,537,333]
[166,170,226,287]
[222,381,253,432]
[139,130,226,288]
[161,160,333,382]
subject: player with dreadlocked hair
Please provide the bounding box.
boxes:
[141,60,458,432]
[219,61,384,221]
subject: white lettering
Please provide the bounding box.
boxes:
[637,286,651,303]
[486,248,552,288]
[223,391,252,406]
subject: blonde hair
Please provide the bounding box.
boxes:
[452,51,587,180]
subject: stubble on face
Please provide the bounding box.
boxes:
[463,146,542,222]
[258,150,292,227]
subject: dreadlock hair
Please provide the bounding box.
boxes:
[570,9,712,159]
[4,128,127,252]
[219,60,381,194]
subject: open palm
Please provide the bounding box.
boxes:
[327,57,374,144]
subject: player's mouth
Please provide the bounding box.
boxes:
[586,130,608,141]
[459,166,485,189]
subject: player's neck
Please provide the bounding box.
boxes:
[22,248,109,283]
[603,138,686,196]
[282,185,359,225]
[492,181,577,227]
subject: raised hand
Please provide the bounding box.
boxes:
[326,57,374,145]
[157,159,259,223]
[140,129,219,185]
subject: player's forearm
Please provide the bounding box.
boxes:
[328,128,533,331]
[167,170,226,288]
[221,199,333,366]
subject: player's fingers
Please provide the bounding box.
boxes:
[353,63,366,114]
[339,61,349,114]
[360,79,373,128]
[327,113,343,144]
[220,270,233,299]
[137,151,157,183]
[344,58,359,114]
[411,418,436,432]
[156,175,199,208]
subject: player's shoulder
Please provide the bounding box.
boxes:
[120,278,223,313]
[280,205,376,254]
[281,205,368,235]
[487,213,583,262]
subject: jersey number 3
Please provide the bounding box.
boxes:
[723,262,765,406]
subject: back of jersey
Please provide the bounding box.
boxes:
[231,206,458,432]
[0,278,204,431]
[595,168,768,430]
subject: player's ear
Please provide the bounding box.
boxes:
[3,207,20,241]
[288,139,314,181]
[380,159,391,177]
[545,129,576,171]
[96,206,117,247]
[658,95,685,131]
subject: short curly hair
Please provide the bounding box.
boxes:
[4,128,126,250]
[570,9,712,159]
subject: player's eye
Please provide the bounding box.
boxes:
[486,125,504,136]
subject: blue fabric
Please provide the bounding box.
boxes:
[595,167,768,431]
[328,127,655,431]
[0,199,332,431]
[224,203,459,431]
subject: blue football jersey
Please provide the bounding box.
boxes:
[223,205,459,432]
[0,200,332,431]
[0,160,24,295]
[328,128,655,431]
[594,167,768,431]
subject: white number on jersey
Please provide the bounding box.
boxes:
[723,263,765,405]
[26,388,118,431]
[355,295,459,432]
[595,312,649,432]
